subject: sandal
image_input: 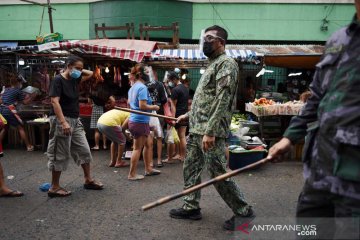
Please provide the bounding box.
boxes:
[0,190,24,198]
[48,187,71,198]
[156,162,164,168]
[145,169,161,176]
[84,180,104,190]
[91,147,100,151]
[128,174,144,181]
[27,146,34,152]
[108,162,116,167]
[114,162,130,168]
[162,159,180,164]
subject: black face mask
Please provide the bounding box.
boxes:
[203,42,214,58]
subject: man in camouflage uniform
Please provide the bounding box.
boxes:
[268,1,360,238]
[169,25,254,230]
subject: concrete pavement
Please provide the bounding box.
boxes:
[0,149,303,240]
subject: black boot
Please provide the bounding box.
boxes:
[169,208,202,220]
[223,208,255,231]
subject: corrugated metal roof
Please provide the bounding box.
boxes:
[179,44,324,56]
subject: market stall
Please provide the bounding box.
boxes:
[0,39,160,148]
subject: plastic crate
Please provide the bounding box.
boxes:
[79,103,92,116]
[229,150,266,170]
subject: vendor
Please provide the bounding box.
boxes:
[0,73,36,151]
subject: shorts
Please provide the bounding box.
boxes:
[0,105,21,127]
[149,116,164,138]
[175,120,189,129]
[47,116,92,172]
[128,121,150,139]
[97,123,126,145]
[175,112,188,129]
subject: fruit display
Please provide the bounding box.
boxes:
[253,98,275,106]
[245,99,304,117]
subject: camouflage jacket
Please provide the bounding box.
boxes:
[283,15,360,199]
[189,52,239,138]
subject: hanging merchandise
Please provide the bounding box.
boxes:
[113,66,117,84]
[114,66,122,87]
[40,65,50,95]
[94,65,104,82]
[118,67,122,87]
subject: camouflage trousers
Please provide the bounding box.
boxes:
[296,181,360,239]
[182,134,251,216]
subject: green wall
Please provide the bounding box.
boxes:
[0,1,355,42]
[0,4,90,41]
[193,3,355,41]
[89,0,193,39]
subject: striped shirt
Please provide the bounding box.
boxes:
[1,87,25,106]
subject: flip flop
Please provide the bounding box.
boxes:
[84,180,104,190]
[91,147,100,151]
[114,162,130,168]
[128,174,144,181]
[162,159,179,164]
[108,162,116,167]
[48,187,71,198]
[145,169,161,176]
[0,190,24,198]
[156,162,164,168]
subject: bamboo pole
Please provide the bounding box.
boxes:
[141,158,268,211]
[114,106,177,121]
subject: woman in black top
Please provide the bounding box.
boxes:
[168,71,189,161]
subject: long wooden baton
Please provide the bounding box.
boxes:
[141,157,268,211]
[114,106,177,121]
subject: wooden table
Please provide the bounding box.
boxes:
[26,120,50,152]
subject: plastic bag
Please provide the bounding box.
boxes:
[171,127,180,144]
[0,113,7,129]
[163,100,175,125]
[165,127,174,144]
[165,126,179,144]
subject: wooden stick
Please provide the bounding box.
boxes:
[141,158,268,211]
[114,106,177,121]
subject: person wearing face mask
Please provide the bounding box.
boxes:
[170,25,254,231]
[46,55,104,198]
[127,64,161,180]
[268,2,360,238]
[166,71,189,163]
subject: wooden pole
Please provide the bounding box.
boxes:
[47,0,54,33]
[141,158,268,211]
[114,106,177,121]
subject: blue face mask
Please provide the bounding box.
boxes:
[70,69,82,79]
[168,82,175,88]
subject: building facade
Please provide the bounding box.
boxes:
[0,0,356,43]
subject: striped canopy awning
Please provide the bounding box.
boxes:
[60,39,158,63]
[150,49,257,61]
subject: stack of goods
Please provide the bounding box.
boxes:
[245,98,304,116]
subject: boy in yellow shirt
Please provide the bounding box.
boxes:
[97,110,130,168]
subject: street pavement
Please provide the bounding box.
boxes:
[0,148,303,240]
